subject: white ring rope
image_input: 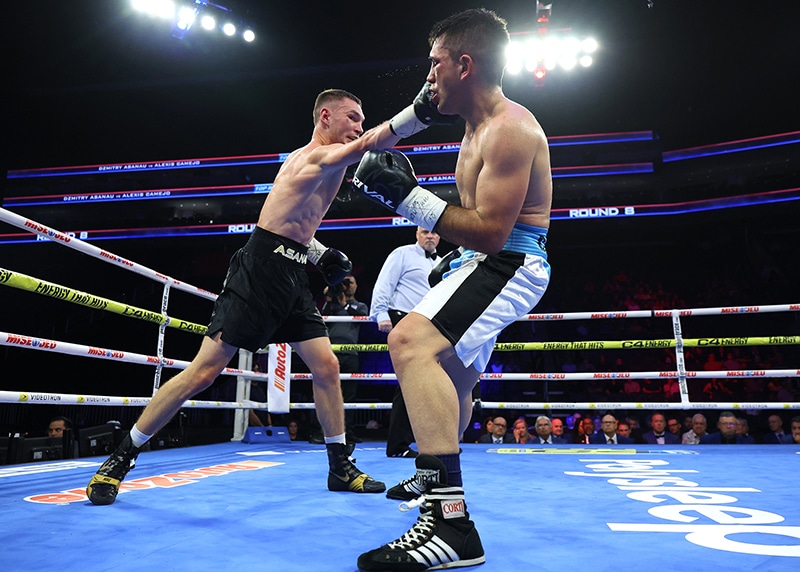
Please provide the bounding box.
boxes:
[293,370,800,381]
[322,303,800,322]
[0,207,217,301]
[287,372,800,411]
[2,208,798,416]
[0,331,268,381]
[0,390,268,411]
[0,209,244,406]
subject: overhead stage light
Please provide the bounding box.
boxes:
[200,14,216,31]
[130,0,256,44]
[132,0,176,20]
[506,35,597,76]
[176,6,196,28]
[505,1,597,84]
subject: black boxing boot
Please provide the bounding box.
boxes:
[357,479,485,571]
[86,434,140,505]
[386,453,446,501]
[326,442,385,493]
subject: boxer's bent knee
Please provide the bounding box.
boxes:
[311,351,341,386]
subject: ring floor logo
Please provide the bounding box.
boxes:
[566,458,800,558]
[17,459,282,505]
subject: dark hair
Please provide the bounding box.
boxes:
[312,89,362,125]
[49,416,72,429]
[429,8,510,85]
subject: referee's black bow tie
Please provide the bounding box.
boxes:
[426,251,438,259]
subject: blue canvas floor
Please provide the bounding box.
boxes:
[2,441,799,571]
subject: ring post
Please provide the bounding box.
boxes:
[671,310,692,407]
[233,348,253,441]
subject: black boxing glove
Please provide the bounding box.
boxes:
[389,83,461,138]
[428,248,462,287]
[307,237,352,285]
[353,149,447,231]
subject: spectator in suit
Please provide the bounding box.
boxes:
[573,416,596,444]
[589,414,634,444]
[735,417,755,444]
[667,416,683,440]
[681,414,694,434]
[681,413,708,444]
[700,411,754,444]
[478,416,515,444]
[616,420,634,442]
[625,415,644,443]
[641,413,680,444]
[531,416,568,444]
[762,414,787,444]
[551,417,566,441]
[781,416,800,444]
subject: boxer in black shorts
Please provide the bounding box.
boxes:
[206,228,329,352]
[87,87,433,507]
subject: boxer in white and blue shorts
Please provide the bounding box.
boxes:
[413,222,550,373]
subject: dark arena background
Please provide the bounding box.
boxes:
[2,2,799,571]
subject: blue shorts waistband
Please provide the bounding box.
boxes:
[503,222,548,258]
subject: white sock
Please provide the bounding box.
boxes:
[130,424,152,448]
[324,433,346,445]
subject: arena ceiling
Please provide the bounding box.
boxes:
[4,0,797,174]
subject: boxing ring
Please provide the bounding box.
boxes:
[2,207,800,571]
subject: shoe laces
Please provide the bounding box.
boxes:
[399,493,426,513]
[396,475,415,487]
[387,512,436,550]
[100,451,136,478]
[400,470,430,493]
[340,458,365,481]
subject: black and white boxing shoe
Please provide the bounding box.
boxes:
[357,479,485,571]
